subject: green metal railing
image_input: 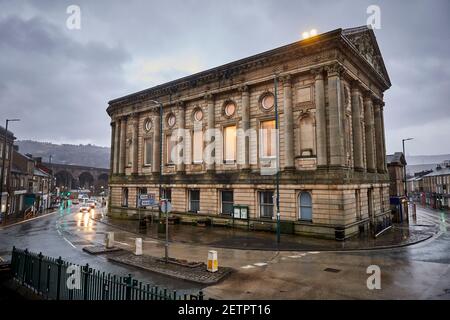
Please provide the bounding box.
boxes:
[10,247,204,300]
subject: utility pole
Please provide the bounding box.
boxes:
[402,138,413,198]
[274,75,281,244]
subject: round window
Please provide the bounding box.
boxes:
[224,102,236,117]
[261,93,275,110]
[144,119,152,132]
[167,114,176,127]
[194,109,203,122]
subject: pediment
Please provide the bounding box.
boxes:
[343,26,391,87]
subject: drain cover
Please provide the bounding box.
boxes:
[324,268,341,273]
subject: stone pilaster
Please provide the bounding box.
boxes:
[312,67,327,167]
[373,100,384,173]
[176,101,186,173]
[110,121,115,174]
[282,75,294,170]
[240,85,250,170]
[131,114,139,174]
[325,63,345,167]
[380,102,387,172]
[205,94,215,172]
[350,81,364,171]
[118,117,127,175]
[363,92,376,173]
[113,120,120,174]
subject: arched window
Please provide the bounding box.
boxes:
[298,191,312,221]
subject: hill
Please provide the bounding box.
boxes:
[14,140,110,169]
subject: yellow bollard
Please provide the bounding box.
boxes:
[207,250,218,272]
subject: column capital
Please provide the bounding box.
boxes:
[281,74,292,86]
[311,67,324,80]
[350,80,363,94]
[204,93,214,101]
[324,63,344,77]
[238,84,249,93]
[176,100,186,110]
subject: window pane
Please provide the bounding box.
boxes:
[221,191,233,215]
[224,126,236,161]
[193,130,203,163]
[145,139,152,165]
[260,120,276,158]
[260,191,273,218]
[222,190,233,202]
[166,135,175,163]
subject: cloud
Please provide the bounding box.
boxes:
[0,14,131,146]
[0,0,449,155]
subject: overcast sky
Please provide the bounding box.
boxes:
[0,0,449,156]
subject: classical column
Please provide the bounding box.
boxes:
[380,102,388,172]
[131,114,139,174]
[373,100,384,173]
[152,112,161,174]
[282,75,294,170]
[176,102,186,173]
[240,85,250,170]
[363,93,376,172]
[205,94,215,171]
[350,81,364,171]
[119,117,127,175]
[325,63,345,167]
[312,67,327,167]
[113,120,120,174]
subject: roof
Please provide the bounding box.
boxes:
[107,25,390,111]
[33,168,50,178]
[423,166,450,178]
[386,152,406,166]
[0,126,16,140]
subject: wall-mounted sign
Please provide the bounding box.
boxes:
[233,205,249,220]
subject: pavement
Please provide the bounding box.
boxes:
[0,203,449,299]
[93,214,436,251]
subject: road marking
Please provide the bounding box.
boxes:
[63,237,76,248]
[308,251,320,254]
[0,256,4,262]
[254,262,268,267]
[288,255,303,259]
[115,241,131,247]
[241,265,255,269]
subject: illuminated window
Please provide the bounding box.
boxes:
[166,134,175,164]
[261,93,275,110]
[144,138,152,165]
[223,125,236,162]
[224,102,236,117]
[194,109,203,122]
[167,114,176,127]
[260,120,276,158]
[193,130,203,163]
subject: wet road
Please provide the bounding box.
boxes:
[0,206,202,293]
[0,204,449,299]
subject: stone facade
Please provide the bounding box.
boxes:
[106,26,392,239]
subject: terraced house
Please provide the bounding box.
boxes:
[107,26,392,239]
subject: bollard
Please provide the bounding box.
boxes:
[135,238,142,256]
[105,232,114,249]
[207,250,218,273]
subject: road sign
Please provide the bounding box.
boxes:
[138,193,156,207]
[161,200,172,213]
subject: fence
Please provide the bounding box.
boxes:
[10,247,204,300]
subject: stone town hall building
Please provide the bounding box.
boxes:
[107,26,391,239]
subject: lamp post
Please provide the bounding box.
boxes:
[149,99,169,262]
[274,75,281,244]
[402,138,413,198]
[1,118,20,224]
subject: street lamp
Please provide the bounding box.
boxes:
[1,118,20,223]
[402,138,414,198]
[149,99,169,262]
[273,75,281,244]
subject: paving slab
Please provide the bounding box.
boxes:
[108,253,233,285]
